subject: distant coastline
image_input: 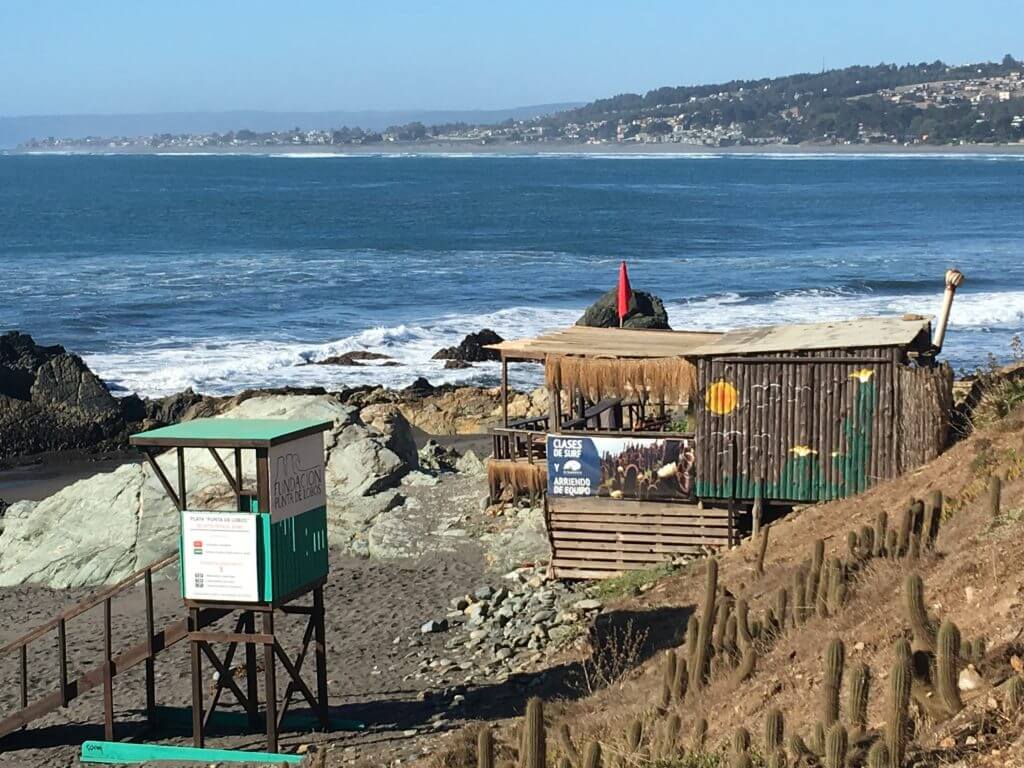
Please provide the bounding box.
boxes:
[10,141,1024,156]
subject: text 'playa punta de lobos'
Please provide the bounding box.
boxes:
[271,454,324,510]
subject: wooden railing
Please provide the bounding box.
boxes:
[0,553,228,743]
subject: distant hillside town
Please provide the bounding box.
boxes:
[20,56,1024,151]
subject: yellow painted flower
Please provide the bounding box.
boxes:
[706,380,739,415]
[789,445,818,457]
[849,368,875,383]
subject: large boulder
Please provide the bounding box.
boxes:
[432,329,504,362]
[0,331,128,460]
[0,394,420,588]
[576,288,671,330]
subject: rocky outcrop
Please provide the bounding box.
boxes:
[432,329,503,362]
[0,331,128,461]
[315,351,393,366]
[0,394,419,588]
[576,288,671,330]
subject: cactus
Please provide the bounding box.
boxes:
[522,698,546,768]
[896,501,914,556]
[988,474,1002,518]
[1007,675,1024,715]
[936,620,963,715]
[765,707,785,753]
[811,722,826,755]
[885,529,898,560]
[660,649,677,707]
[767,748,788,768]
[816,559,832,619]
[921,493,937,550]
[733,645,756,684]
[737,598,753,647]
[866,742,889,768]
[774,588,789,635]
[825,723,848,768]
[691,717,707,750]
[904,573,937,652]
[846,530,859,560]
[874,510,888,558]
[907,532,920,560]
[714,595,733,654]
[893,637,912,663]
[971,636,986,664]
[859,525,875,558]
[673,652,689,702]
[847,661,871,736]
[757,524,771,576]
[478,727,494,768]
[827,558,846,615]
[732,726,751,755]
[809,539,825,605]
[823,637,845,727]
[685,613,700,664]
[660,712,681,757]
[690,558,718,690]
[557,723,579,767]
[886,656,912,768]
[788,733,813,762]
[724,614,738,660]
[581,742,601,768]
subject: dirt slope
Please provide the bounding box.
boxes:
[420,407,1024,767]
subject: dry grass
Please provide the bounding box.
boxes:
[420,403,1024,768]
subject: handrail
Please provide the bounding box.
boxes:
[0,552,179,654]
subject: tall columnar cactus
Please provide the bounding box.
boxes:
[904,573,937,651]
[478,727,494,768]
[847,530,859,560]
[757,524,771,576]
[690,559,718,690]
[859,525,875,559]
[885,529,898,560]
[825,723,848,768]
[523,697,546,768]
[867,742,889,768]
[988,474,1002,518]
[971,637,986,664]
[809,539,825,605]
[765,707,785,753]
[733,645,756,684]
[660,712,681,758]
[732,726,751,755]
[788,733,813,763]
[811,722,826,756]
[673,652,689,702]
[581,742,602,768]
[823,637,845,727]
[714,595,733,654]
[874,510,888,558]
[827,557,846,615]
[1007,675,1024,716]
[893,637,912,663]
[691,717,707,750]
[557,723,579,767]
[775,588,789,635]
[660,649,677,707]
[816,559,832,619]
[724,614,738,660]
[936,620,964,715]
[886,656,912,768]
[626,719,643,753]
[686,614,700,664]
[847,661,871,736]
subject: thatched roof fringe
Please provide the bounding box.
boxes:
[544,355,696,404]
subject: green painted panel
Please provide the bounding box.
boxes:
[131,417,330,444]
[81,740,303,764]
[267,505,329,599]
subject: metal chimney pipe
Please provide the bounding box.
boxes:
[932,268,965,353]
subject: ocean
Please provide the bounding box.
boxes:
[1,152,1022,398]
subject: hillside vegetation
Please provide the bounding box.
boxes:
[423,387,1024,768]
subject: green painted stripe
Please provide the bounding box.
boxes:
[80,740,303,764]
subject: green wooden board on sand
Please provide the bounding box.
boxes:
[81,740,304,764]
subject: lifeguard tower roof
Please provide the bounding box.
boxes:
[130,417,332,448]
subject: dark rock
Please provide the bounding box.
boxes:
[0,497,7,516]
[576,288,671,330]
[142,387,207,425]
[405,377,435,396]
[0,331,66,400]
[443,359,473,370]
[315,351,392,366]
[418,439,460,473]
[432,329,503,362]
[118,393,147,423]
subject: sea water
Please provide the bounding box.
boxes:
[1,152,1022,397]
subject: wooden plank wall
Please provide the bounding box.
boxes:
[897,363,953,471]
[695,348,903,502]
[546,497,735,579]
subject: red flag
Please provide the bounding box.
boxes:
[617,260,632,326]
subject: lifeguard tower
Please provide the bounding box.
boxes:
[130,417,332,752]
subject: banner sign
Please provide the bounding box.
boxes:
[181,511,259,602]
[547,434,695,501]
[268,433,326,523]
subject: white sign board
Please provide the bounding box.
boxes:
[268,432,326,523]
[181,511,259,602]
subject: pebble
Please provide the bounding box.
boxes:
[574,598,603,612]
[421,619,448,634]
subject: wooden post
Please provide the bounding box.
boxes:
[144,569,156,723]
[103,597,114,741]
[245,612,260,730]
[176,447,187,511]
[57,618,68,707]
[313,586,330,730]
[189,608,203,747]
[234,448,244,510]
[263,610,278,752]
[501,357,509,428]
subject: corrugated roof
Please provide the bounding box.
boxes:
[487,325,723,360]
[688,315,933,356]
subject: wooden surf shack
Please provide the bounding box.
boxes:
[488,273,960,579]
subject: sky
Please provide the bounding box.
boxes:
[1,0,1022,116]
